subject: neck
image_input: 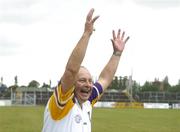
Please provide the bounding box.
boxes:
[75,97,84,109]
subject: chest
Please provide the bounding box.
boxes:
[70,102,92,131]
[58,101,92,132]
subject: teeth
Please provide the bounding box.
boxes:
[81,89,89,93]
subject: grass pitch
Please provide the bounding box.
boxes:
[92,108,180,132]
[0,106,179,132]
[0,106,44,132]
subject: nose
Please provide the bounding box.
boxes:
[85,80,93,88]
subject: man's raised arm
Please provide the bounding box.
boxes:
[98,29,130,91]
[61,8,99,94]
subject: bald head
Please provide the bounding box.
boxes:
[76,66,92,81]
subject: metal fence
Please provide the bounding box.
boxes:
[138,92,180,103]
[1,90,180,105]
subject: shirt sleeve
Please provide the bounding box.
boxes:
[88,82,103,106]
[48,84,75,120]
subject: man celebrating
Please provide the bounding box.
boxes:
[42,8,129,132]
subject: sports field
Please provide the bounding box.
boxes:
[0,106,179,132]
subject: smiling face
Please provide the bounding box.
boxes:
[74,67,93,104]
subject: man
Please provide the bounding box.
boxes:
[42,8,129,132]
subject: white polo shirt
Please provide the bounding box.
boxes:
[42,82,103,132]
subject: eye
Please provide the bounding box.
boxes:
[88,79,93,84]
[79,79,86,83]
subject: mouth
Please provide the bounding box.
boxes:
[79,87,92,97]
[76,88,92,102]
[80,89,91,94]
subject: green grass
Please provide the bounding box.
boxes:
[0,106,180,132]
[92,108,180,132]
[0,106,44,132]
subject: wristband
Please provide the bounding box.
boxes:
[113,51,122,57]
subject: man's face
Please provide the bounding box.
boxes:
[74,67,93,104]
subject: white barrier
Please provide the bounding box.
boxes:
[94,102,144,108]
[172,103,180,109]
[0,100,11,106]
[144,103,169,109]
[94,102,115,108]
[95,102,171,109]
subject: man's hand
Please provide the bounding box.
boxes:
[84,8,99,35]
[111,29,130,55]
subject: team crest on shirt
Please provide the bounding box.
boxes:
[74,114,82,123]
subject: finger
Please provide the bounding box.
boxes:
[117,29,121,38]
[92,15,100,24]
[121,31,125,41]
[112,30,116,40]
[124,36,130,44]
[86,8,94,22]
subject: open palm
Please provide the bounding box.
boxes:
[111,29,129,53]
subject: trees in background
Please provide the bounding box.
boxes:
[108,75,180,93]
[0,75,180,93]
